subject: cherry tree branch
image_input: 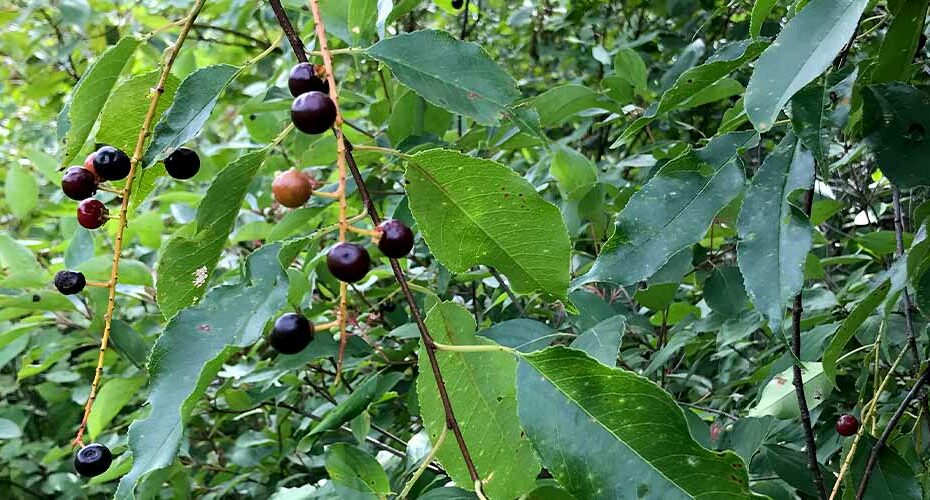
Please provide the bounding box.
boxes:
[72,0,207,446]
[265,0,485,493]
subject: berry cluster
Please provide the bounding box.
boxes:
[288,63,336,135]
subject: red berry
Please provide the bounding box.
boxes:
[164,147,200,180]
[93,146,131,181]
[836,414,859,437]
[74,443,112,478]
[77,199,108,229]
[61,166,98,200]
[272,169,312,208]
[377,220,414,258]
[291,91,336,135]
[327,242,371,283]
[288,62,328,97]
[269,313,315,354]
[83,152,101,180]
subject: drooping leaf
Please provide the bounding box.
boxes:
[871,0,929,83]
[549,146,598,201]
[366,30,521,125]
[325,443,391,499]
[156,149,267,319]
[115,244,288,499]
[87,376,146,440]
[417,302,540,499]
[405,149,571,302]
[517,346,754,499]
[822,280,891,383]
[863,83,930,189]
[737,134,814,332]
[704,266,750,317]
[569,314,625,366]
[577,131,758,287]
[615,40,767,146]
[61,37,139,165]
[745,0,869,131]
[747,362,832,419]
[96,70,180,157]
[141,64,239,167]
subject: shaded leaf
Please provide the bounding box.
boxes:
[863,83,930,189]
[822,280,891,383]
[569,315,625,366]
[747,362,832,419]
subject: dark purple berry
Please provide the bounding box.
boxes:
[452,0,464,8]
[377,220,414,258]
[77,199,108,229]
[164,147,200,180]
[291,91,336,135]
[54,270,86,295]
[288,62,328,97]
[61,166,98,200]
[327,242,371,283]
[74,443,112,478]
[269,313,315,354]
[93,146,131,181]
[836,414,859,437]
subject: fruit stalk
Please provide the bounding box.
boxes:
[71,0,207,446]
[267,0,485,493]
[306,0,350,381]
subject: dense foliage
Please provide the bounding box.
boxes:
[2,0,930,498]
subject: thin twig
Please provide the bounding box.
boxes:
[792,188,828,500]
[856,366,930,498]
[71,0,206,447]
[488,267,524,315]
[267,0,307,63]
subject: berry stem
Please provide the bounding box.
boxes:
[347,225,379,238]
[267,1,485,493]
[70,0,206,447]
[306,0,350,384]
[313,189,342,199]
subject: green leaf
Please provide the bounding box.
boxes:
[307,372,403,437]
[347,0,378,46]
[615,40,767,146]
[612,49,647,93]
[0,418,22,439]
[745,0,869,131]
[77,256,153,286]
[141,64,239,167]
[847,434,923,499]
[156,149,267,319]
[87,376,146,440]
[822,280,891,383]
[750,0,777,38]
[417,302,540,499]
[115,244,288,499]
[872,0,929,83]
[96,70,180,156]
[5,164,38,219]
[61,37,139,165]
[737,134,814,332]
[405,149,571,302]
[704,266,749,317]
[478,319,556,352]
[863,83,930,189]
[569,315,625,366]
[366,30,521,125]
[577,131,757,287]
[0,234,44,280]
[549,146,597,200]
[325,443,391,499]
[517,346,754,499]
[533,84,617,128]
[747,362,832,419]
